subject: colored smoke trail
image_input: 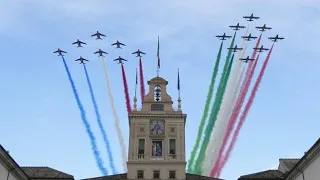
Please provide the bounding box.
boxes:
[212,35,262,177]
[216,45,274,177]
[83,64,117,174]
[203,26,249,176]
[193,33,236,174]
[61,56,107,175]
[139,58,145,102]
[101,57,127,171]
[121,63,132,114]
[188,41,224,172]
[212,54,260,177]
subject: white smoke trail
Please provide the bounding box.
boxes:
[101,56,127,172]
[202,26,249,176]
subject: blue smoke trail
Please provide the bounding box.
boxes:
[61,56,108,175]
[83,64,117,174]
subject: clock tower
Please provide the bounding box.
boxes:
[127,76,187,179]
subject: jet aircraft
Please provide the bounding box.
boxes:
[72,39,86,47]
[91,31,106,40]
[94,49,108,57]
[239,56,255,63]
[228,45,243,52]
[243,13,260,21]
[53,48,67,56]
[216,33,232,40]
[253,45,269,53]
[229,23,246,31]
[256,24,272,32]
[111,40,126,48]
[75,56,89,64]
[114,56,127,64]
[241,34,257,41]
[268,34,285,42]
[132,49,146,57]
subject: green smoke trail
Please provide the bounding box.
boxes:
[188,41,224,172]
[193,32,236,174]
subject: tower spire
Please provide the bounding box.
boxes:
[133,68,138,111]
[157,36,160,77]
[177,68,181,111]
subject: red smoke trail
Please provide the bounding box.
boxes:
[210,35,262,177]
[215,44,274,177]
[121,64,132,114]
[139,58,145,102]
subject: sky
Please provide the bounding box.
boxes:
[0,0,319,179]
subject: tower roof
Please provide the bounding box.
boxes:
[148,76,168,85]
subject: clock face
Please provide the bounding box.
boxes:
[151,120,164,135]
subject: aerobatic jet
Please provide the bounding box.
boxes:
[72,39,86,47]
[132,49,146,57]
[216,33,232,40]
[239,56,255,63]
[113,56,127,64]
[94,49,108,57]
[229,23,246,31]
[111,40,126,49]
[75,56,89,64]
[243,13,260,21]
[53,48,67,56]
[253,45,269,53]
[241,34,257,41]
[228,45,243,52]
[268,34,285,42]
[256,24,272,32]
[91,31,106,40]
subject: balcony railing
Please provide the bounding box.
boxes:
[129,154,185,161]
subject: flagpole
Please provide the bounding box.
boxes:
[157,36,160,77]
[133,68,138,111]
[177,68,181,111]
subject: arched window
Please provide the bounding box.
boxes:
[154,85,162,101]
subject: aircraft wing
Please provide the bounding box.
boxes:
[111,42,117,45]
[141,51,146,54]
[72,42,77,44]
[119,42,126,46]
[91,33,98,37]
[61,50,67,53]
[100,33,106,37]
[132,51,137,54]
[81,41,87,45]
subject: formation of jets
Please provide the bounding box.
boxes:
[112,40,126,49]
[113,56,127,64]
[241,34,258,41]
[216,33,232,40]
[53,48,67,56]
[256,24,272,32]
[72,39,86,47]
[228,45,243,52]
[243,13,260,21]
[229,23,246,31]
[94,49,108,57]
[91,31,106,40]
[75,56,89,64]
[239,56,255,63]
[132,49,146,57]
[253,45,269,53]
[268,34,285,42]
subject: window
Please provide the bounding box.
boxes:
[137,170,144,178]
[153,170,160,178]
[152,141,163,157]
[154,85,162,101]
[138,139,145,158]
[151,104,164,111]
[169,171,176,179]
[169,139,176,155]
